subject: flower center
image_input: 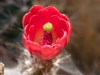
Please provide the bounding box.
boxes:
[40,22,53,45]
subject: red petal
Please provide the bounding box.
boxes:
[29,15,46,28]
[40,45,53,57]
[61,19,72,42]
[49,15,63,38]
[24,25,30,36]
[29,5,44,14]
[52,31,58,43]
[37,53,47,60]
[22,34,29,50]
[61,19,69,32]
[28,40,41,51]
[22,12,33,28]
[67,22,72,41]
[29,15,45,43]
[61,14,69,21]
[36,45,54,60]
[28,25,35,41]
[45,6,61,17]
[57,30,67,47]
[48,44,63,59]
[37,8,50,20]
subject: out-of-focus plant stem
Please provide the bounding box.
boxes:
[33,60,53,75]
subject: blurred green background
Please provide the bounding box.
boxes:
[0,0,100,75]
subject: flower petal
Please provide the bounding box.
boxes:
[61,19,72,42]
[27,40,41,51]
[22,12,33,28]
[29,5,44,14]
[22,34,29,50]
[48,44,63,59]
[61,19,69,32]
[67,22,72,41]
[49,15,63,38]
[37,55,47,60]
[28,25,35,41]
[24,25,31,36]
[29,15,46,28]
[40,45,53,57]
[61,14,69,21]
[36,45,54,60]
[57,30,67,47]
[37,8,50,20]
[45,6,61,17]
[29,15,45,43]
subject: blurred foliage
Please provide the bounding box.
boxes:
[0,0,100,75]
[0,0,30,67]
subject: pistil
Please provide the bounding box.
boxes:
[40,22,53,45]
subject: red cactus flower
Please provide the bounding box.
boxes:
[22,5,72,60]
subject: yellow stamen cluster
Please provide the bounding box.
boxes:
[43,22,53,32]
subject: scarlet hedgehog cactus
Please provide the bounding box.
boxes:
[22,5,72,60]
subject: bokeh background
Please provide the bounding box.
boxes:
[0,0,100,75]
